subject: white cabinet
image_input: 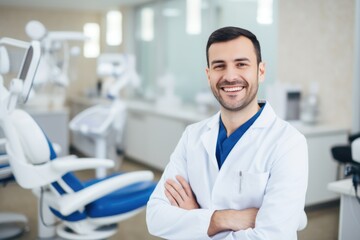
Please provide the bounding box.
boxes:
[302,128,348,205]
[123,100,209,170]
[124,111,148,162]
[125,111,187,170]
[290,122,349,205]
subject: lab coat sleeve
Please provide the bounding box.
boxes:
[146,128,214,240]
[213,133,308,240]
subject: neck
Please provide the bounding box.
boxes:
[221,100,260,136]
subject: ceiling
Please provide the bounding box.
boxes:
[0,0,155,11]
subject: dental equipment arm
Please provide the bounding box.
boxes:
[26,20,86,88]
[97,54,140,99]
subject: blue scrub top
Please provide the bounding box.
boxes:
[216,103,265,169]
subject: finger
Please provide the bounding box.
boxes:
[165,181,184,204]
[175,175,193,197]
[164,189,179,206]
[166,179,187,201]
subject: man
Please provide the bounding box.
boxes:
[146,26,308,240]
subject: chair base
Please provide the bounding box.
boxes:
[0,212,28,239]
[57,223,117,240]
[0,225,27,240]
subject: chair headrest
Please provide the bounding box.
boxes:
[10,109,50,165]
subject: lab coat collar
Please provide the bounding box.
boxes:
[201,101,277,169]
[252,100,277,128]
[202,112,221,169]
[205,100,276,130]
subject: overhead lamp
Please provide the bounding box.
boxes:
[83,23,100,58]
[106,10,122,46]
[257,0,273,25]
[141,8,154,42]
[186,0,202,35]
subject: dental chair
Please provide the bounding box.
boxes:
[3,109,156,239]
[0,148,29,239]
[331,132,360,179]
[70,54,139,179]
[0,37,157,240]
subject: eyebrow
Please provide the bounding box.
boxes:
[210,57,251,66]
[234,57,251,62]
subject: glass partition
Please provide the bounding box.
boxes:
[134,0,277,104]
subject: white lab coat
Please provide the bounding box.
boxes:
[146,102,308,240]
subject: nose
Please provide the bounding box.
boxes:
[223,66,238,82]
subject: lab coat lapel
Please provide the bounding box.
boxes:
[216,102,276,170]
[201,112,220,170]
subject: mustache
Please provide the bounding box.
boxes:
[217,80,248,88]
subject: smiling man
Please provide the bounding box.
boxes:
[146,26,308,240]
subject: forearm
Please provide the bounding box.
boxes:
[147,199,214,239]
[208,210,233,236]
[207,208,258,237]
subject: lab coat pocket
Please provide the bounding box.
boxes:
[236,171,270,208]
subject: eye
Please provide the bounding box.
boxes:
[236,62,247,68]
[213,64,225,70]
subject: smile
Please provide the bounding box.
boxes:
[222,86,244,92]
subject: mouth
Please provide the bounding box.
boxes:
[222,86,245,92]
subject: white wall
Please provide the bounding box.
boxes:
[352,0,360,133]
[278,0,355,127]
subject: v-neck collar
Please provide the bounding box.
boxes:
[216,103,265,169]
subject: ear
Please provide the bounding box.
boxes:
[205,67,211,85]
[258,62,266,83]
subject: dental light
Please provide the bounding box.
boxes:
[25,20,86,88]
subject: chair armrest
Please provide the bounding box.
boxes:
[48,170,154,216]
[51,157,115,173]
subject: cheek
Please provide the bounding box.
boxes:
[208,75,219,87]
[245,71,260,84]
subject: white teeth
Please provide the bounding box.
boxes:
[223,86,244,92]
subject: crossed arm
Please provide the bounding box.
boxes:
[164,175,258,237]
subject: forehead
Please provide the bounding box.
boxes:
[208,36,257,62]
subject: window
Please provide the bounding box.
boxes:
[106,10,122,46]
[83,23,100,58]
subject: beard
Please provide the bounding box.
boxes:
[210,79,258,112]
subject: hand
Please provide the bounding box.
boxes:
[207,208,259,236]
[164,175,200,210]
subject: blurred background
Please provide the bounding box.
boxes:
[0,0,359,239]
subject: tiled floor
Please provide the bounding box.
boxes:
[0,158,339,240]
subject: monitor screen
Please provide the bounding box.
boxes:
[18,41,41,103]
